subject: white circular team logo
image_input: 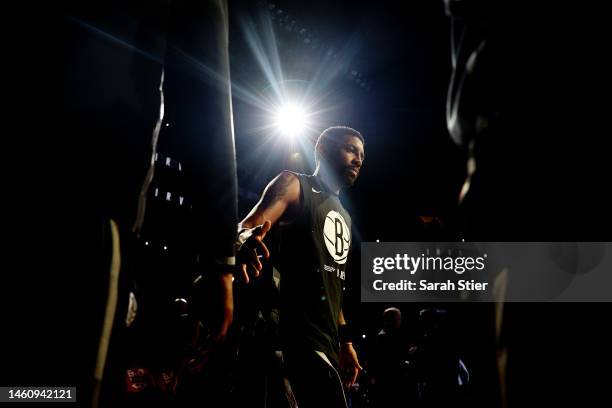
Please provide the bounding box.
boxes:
[323,210,351,264]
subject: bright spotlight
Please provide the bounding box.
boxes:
[274,104,306,137]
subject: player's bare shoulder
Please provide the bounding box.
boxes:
[262,170,300,206]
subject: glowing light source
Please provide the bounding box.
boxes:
[274,104,306,137]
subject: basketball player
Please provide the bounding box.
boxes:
[237,126,364,407]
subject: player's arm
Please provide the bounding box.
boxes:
[338,308,363,388]
[237,171,301,282]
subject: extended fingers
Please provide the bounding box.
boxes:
[241,264,249,284]
[254,237,270,259]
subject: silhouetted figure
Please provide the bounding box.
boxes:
[18,1,238,406]
[369,307,416,408]
[410,308,469,408]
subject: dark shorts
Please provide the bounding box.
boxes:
[283,349,347,408]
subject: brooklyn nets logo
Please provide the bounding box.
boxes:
[323,210,351,264]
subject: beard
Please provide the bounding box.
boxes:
[340,166,358,187]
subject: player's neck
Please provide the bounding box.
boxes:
[312,165,341,195]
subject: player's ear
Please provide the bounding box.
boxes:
[316,142,325,158]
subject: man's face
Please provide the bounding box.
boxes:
[384,310,402,331]
[328,134,365,187]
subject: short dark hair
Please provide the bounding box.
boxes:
[314,126,364,163]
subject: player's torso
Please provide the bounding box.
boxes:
[278,174,352,284]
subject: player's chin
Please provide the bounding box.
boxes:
[343,174,357,187]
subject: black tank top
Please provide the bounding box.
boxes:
[276,173,352,366]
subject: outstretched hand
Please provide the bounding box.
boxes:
[237,220,271,283]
